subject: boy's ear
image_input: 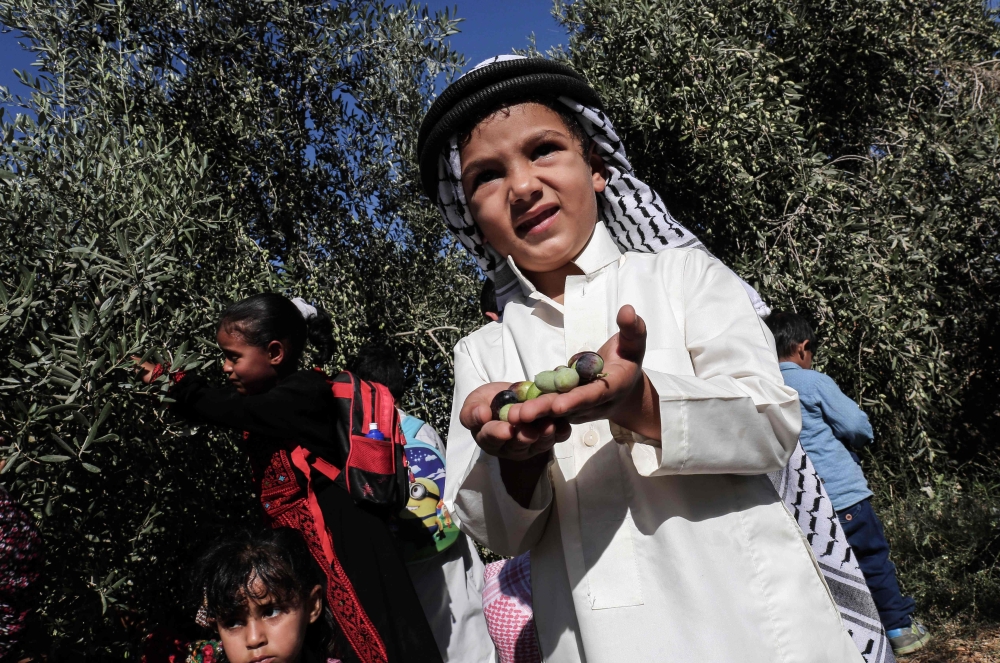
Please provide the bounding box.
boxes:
[588,143,608,194]
[266,339,286,366]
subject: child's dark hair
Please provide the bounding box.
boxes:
[348,344,405,400]
[765,310,819,359]
[458,93,593,156]
[193,527,336,654]
[480,279,498,318]
[219,293,333,366]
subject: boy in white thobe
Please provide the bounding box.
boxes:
[417,55,862,663]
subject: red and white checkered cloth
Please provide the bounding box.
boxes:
[482,552,541,663]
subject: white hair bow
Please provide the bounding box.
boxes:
[291,297,318,321]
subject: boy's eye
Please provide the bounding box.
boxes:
[218,617,245,629]
[473,169,500,187]
[532,142,559,159]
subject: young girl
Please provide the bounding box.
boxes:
[419,56,863,662]
[193,527,334,663]
[138,293,440,663]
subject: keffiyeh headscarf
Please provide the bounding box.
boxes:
[417,55,769,316]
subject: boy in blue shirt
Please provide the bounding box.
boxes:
[766,311,931,656]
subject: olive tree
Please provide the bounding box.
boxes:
[0,0,479,655]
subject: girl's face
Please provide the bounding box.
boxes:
[459,103,607,277]
[217,327,288,395]
[216,580,324,663]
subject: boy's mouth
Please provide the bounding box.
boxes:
[515,204,559,237]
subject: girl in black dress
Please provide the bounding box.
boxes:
[138,293,440,663]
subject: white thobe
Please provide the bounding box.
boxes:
[444,222,861,663]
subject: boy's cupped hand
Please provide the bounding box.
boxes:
[460,381,572,461]
[460,305,661,459]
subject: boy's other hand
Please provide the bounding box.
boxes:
[460,381,571,461]
[509,305,662,441]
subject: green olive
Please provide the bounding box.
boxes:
[534,370,558,394]
[554,366,580,392]
[511,380,535,402]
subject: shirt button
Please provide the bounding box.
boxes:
[583,428,599,447]
[844,514,853,521]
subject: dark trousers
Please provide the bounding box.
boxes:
[837,498,915,632]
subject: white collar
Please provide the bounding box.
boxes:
[506,222,622,311]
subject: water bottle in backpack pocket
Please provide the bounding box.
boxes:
[298,369,409,515]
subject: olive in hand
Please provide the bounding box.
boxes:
[569,351,606,384]
[534,370,558,394]
[490,389,519,420]
[511,380,540,402]
[554,366,580,393]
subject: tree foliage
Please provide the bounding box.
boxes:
[3,0,1000,652]
[558,0,1000,467]
[557,0,1000,616]
[0,0,477,655]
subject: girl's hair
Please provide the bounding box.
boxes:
[193,527,337,654]
[219,293,334,366]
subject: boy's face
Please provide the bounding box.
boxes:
[459,103,607,276]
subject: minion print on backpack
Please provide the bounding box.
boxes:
[392,441,461,562]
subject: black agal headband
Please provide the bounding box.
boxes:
[417,57,601,201]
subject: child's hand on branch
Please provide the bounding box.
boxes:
[509,305,662,442]
[460,381,572,461]
[132,356,158,385]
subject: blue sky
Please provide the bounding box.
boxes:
[0,1,565,105]
[0,26,36,104]
[442,0,565,69]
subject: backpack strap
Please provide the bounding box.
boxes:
[400,415,425,445]
[371,382,397,436]
[286,446,388,663]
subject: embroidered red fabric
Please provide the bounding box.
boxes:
[255,446,388,663]
[149,363,186,384]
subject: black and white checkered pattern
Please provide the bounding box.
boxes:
[770,443,897,663]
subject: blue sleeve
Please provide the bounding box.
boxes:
[815,373,874,449]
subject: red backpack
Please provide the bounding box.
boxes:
[291,369,409,515]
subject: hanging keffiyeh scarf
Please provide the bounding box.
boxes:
[770,443,897,663]
[418,54,770,316]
